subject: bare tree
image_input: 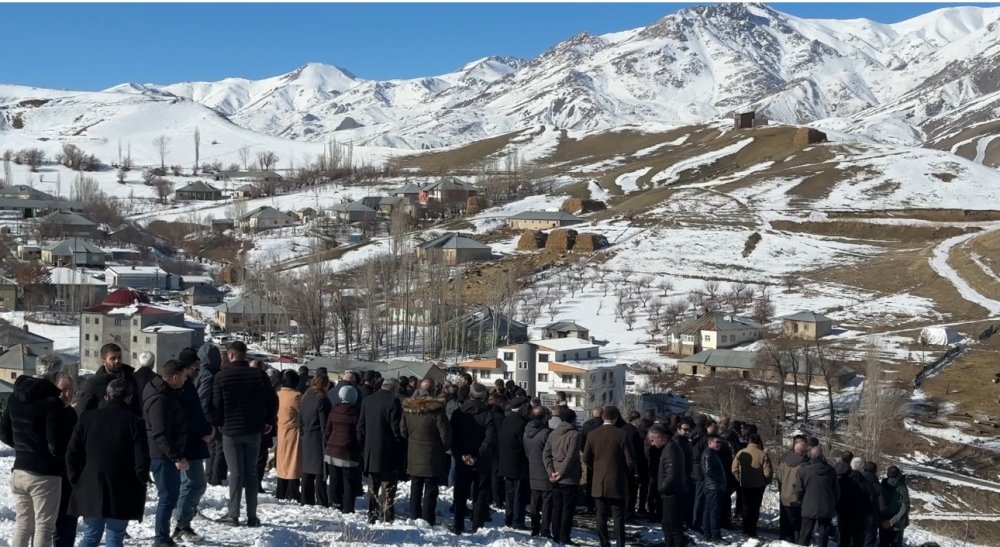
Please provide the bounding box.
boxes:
[238,146,251,171]
[257,150,279,171]
[657,278,674,297]
[283,263,329,354]
[153,177,173,204]
[193,127,201,174]
[116,168,126,184]
[752,291,775,326]
[847,342,909,462]
[152,135,170,170]
[17,148,45,172]
[703,279,721,300]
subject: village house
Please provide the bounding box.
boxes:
[78,288,203,366]
[36,267,108,311]
[666,312,764,356]
[305,357,446,385]
[139,324,199,372]
[0,345,79,383]
[16,245,41,261]
[295,207,319,222]
[181,285,225,306]
[678,348,857,390]
[391,182,422,201]
[782,311,834,340]
[0,325,53,356]
[211,218,236,233]
[330,201,378,224]
[441,306,529,353]
[377,196,420,218]
[734,110,768,129]
[213,170,283,184]
[541,320,590,340]
[239,206,296,232]
[462,337,624,410]
[416,232,492,265]
[230,184,262,200]
[41,239,106,268]
[0,277,17,312]
[37,210,98,238]
[418,177,477,208]
[0,185,83,219]
[174,180,223,201]
[507,211,585,231]
[106,265,179,291]
[213,294,288,333]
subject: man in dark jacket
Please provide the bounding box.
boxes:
[450,383,497,535]
[79,343,141,414]
[648,425,684,547]
[67,379,149,546]
[498,398,530,529]
[296,365,312,394]
[524,405,552,538]
[673,419,695,530]
[777,437,809,541]
[173,349,212,542]
[133,351,157,405]
[0,353,72,547]
[54,370,80,547]
[701,435,728,543]
[212,341,277,527]
[796,446,840,547]
[838,457,871,547]
[488,393,507,510]
[859,461,881,547]
[617,413,646,521]
[879,466,909,547]
[543,407,581,545]
[400,379,451,525]
[143,360,190,546]
[579,406,604,514]
[583,406,634,547]
[196,343,226,486]
[357,377,404,524]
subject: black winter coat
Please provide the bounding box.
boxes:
[180,379,211,460]
[400,396,451,479]
[66,400,149,521]
[0,376,72,475]
[701,448,727,492]
[134,366,157,406]
[658,438,686,495]
[212,361,277,435]
[357,389,403,475]
[450,398,497,473]
[299,389,332,475]
[677,437,694,491]
[839,468,870,519]
[523,418,552,491]
[79,364,141,415]
[795,456,840,519]
[859,470,881,516]
[498,411,529,479]
[618,418,646,479]
[195,344,222,419]
[142,375,187,462]
[579,417,602,448]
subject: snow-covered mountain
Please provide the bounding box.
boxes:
[3,3,1000,165]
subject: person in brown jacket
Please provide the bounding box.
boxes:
[582,406,634,547]
[731,433,772,537]
[777,437,809,542]
[275,370,302,501]
[400,379,451,525]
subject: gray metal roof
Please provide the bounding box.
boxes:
[42,239,105,255]
[392,183,422,195]
[508,211,584,222]
[0,198,84,210]
[418,232,490,250]
[215,295,286,315]
[218,170,282,180]
[0,345,40,374]
[331,202,377,213]
[241,206,294,221]
[678,349,758,370]
[543,321,589,332]
[41,210,96,227]
[0,325,53,347]
[784,311,833,323]
[420,177,476,192]
[0,185,57,201]
[175,181,221,193]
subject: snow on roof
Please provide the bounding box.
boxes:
[542,321,589,332]
[48,267,105,285]
[784,311,833,323]
[42,239,105,255]
[418,232,490,250]
[141,323,194,334]
[106,265,168,276]
[175,180,221,193]
[534,337,598,352]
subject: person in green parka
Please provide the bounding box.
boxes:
[878,465,910,547]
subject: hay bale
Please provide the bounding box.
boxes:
[466,196,487,215]
[792,128,827,148]
[517,229,547,250]
[545,229,577,251]
[561,198,607,215]
[574,233,610,252]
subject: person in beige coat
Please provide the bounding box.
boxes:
[275,370,303,501]
[731,433,772,537]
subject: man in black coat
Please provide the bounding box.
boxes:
[498,398,530,529]
[579,406,604,514]
[488,392,507,510]
[196,343,226,486]
[524,405,552,538]
[838,456,871,547]
[174,349,213,542]
[357,377,404,524]
[133,351,157,406]
[143,359,190,546]
[700,435,728,543]
[650,425,687,547]
[79,343,141,415]
[617,413,646,521]
[859,461,881,547]
[212,341,277,527]
[0,354,73,547]
[796,446,840,546]
[450,383,497,535]
[673,419,695,530]
[67,378,149,545]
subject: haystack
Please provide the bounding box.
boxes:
[545,229,577,251]
[517,229,547,250]
[466,196,487,215]
[574,233,610,252]
[561,198,607,215]
[219,265,240,284]
[792,128,827,148]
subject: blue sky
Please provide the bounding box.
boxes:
[2,3,994,90]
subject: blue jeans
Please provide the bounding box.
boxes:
[151,457,181,541]
[701,488,721,540]
[175,459,207,529]
[78,517,127,547]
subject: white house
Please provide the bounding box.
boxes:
[461,337,624,410]
[105,266,180,291]
[666,312,763,356]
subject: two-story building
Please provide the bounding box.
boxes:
[213,295,288,333]
[41,239,106,268]
[461,337,624,410]
[106,265,179,291]
[666,312,763,356]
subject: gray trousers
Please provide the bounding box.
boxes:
[223,434,261,521]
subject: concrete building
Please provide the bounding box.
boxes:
[540,321,590,340]
[0,277,17,312]
[41,239,106,268]
[666,312,763,356]
[174,181,223,201]
[137,324,198,373]
[0,345,78,383]
[37,210,98,238]
[181,285,225,306]
[106,265,178,291]
[782,311,834,340]
[0,325,53,356]
[330,202,378,224]
[416,233,492,265]
[213,295,288,333]
[507,211,584,230]
[239,206,296,232]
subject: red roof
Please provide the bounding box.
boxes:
[102,288,150,306]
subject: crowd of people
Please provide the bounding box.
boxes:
[0,340,914,547]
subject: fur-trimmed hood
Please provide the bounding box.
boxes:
[403,396,445,414]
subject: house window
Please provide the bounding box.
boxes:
[9,372,14,379]
[113,335,120,342]
[538,353,549,363]
[114,318,124,326]
[561,374,572,383]
[94,318,99,325]
[703,334,710,341]
[84,350,90,357]
[518,361,528,370]
[84,334,90,341]
[519,381,527,389]
[132,352,137,359]
[587,350,592,358]
[145,337,150,344]
[85,317,90,324]
[132,336,137,343]
[133,318,138,326]
[503,372,513,380]
[574,352,579,360]
[537,374,548,383]
[503,352,514,361]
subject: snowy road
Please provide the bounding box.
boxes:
[928,227,1000,316]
